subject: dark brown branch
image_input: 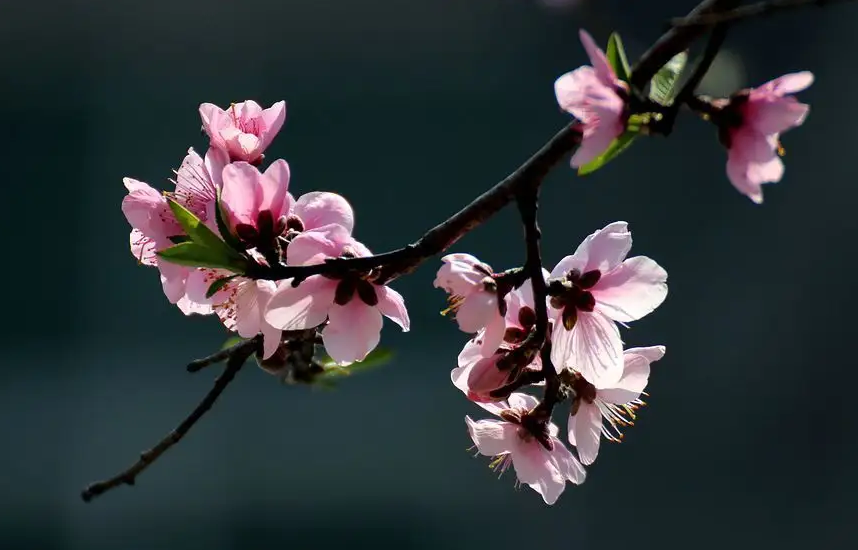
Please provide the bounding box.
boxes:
[631,0,736,90]
[187,336,260,373]
[655,3,736,135]
[252,123,584,285]
[80,340,258,502]
[671,0,855,28]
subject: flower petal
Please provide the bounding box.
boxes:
[221,162,263,225]
[549,435,587,485]
[599,345,665,403]
[376,285,410,331]
[259,101,287,150]
[568,401,602,465]
[570,310,624,385]
[595,256,667,322]
[456,292,499,333]
[508,392,540,411]
[510,438,566,505]
[466,417,517,456]
[579,29,617,87]
[286,223,351,265]
[259,159,291,218]
[293,191,355,234]
[264,276,336,330]
[323,299,384,365]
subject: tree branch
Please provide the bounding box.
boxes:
[80,341,258,502]
[186,336,260,373]
[671,0,855,28]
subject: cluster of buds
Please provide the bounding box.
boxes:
[439,222,667,504]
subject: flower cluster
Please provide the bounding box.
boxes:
[555,30,812,203]
[439,222,667,504]
[122,100,409,366]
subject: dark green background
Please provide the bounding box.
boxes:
[3,1,857,548]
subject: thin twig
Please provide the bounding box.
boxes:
[187,336,260,373]
[631,0,736,90]
[656,4,736,134]
[81,342,257,502]
[671,0,855,28]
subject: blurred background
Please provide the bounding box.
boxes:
[2,0,857,548]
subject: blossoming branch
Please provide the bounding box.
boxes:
[82,0,851,504]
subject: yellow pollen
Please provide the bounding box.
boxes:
[777,141,786,157]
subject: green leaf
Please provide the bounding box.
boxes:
[316,347,395,381]
[649,51,689,106]
[214,193,245,252]
[606,33,631,83]
[206,275,238,298]
[157,242,249,272]
[577,131,638,176]
[167,198,241,259]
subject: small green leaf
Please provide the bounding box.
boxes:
[316,347,395,381]
[649,51,689,106]
[577,131,638,176]
[214,194,245,252]
[157,242,249,272]
[220,335,244,350]
[606,33,631,83]
[167,199,242,260]
[206,275,238,298]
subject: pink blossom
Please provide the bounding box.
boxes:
[567,346,665,465]
[284,191,355,236]
[199,100,286,164]
[220,160,292,249]
[721,72,813,203]
[466,393,586,505]
[263,224,409,365]
[451,280,545,401]
[434,254,505,350]
[122,178,189,303]
[186,272,282,360]
[172,147,227,221]
[548,222,667,385]
[554,30,628,168]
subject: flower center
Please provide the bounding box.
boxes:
[230,104,263,135]
[549,268,601,330]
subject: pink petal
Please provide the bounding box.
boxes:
[466,353,511,400]
[376,285,410,331]
[510,437,566,505]
[264,275,336,330]
[130,229,157,266]
[580,222,632,274]
[286,223,351,265]
[231,279,265,338]
[204,147,228,189]
[579,29,617,87]
[221,162,263,225]
[478,314,506,357]
[554,66,601,118]
[550,318,574,374]
[235,100,263,119]
[570,121,622,168]
[293,191,355,234]
[599,345,665,403]
[456,292,499,333]
[549,435,587,484]
[198,103,227,149]
[746,98,809,136]
[259,101,287,150]
[465,417,518,456]
[323,299,384,365]
[726,148,764,204]
[185,268,233,305]
[176,296,213,316]
[761,71,814,96]
[568,401,602,465]
[594,256,668,322]
[570,310,624,385]
[508,392,540,411]
[158,261,189,304]
[259,159,292,217]
[256,280,282,360]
